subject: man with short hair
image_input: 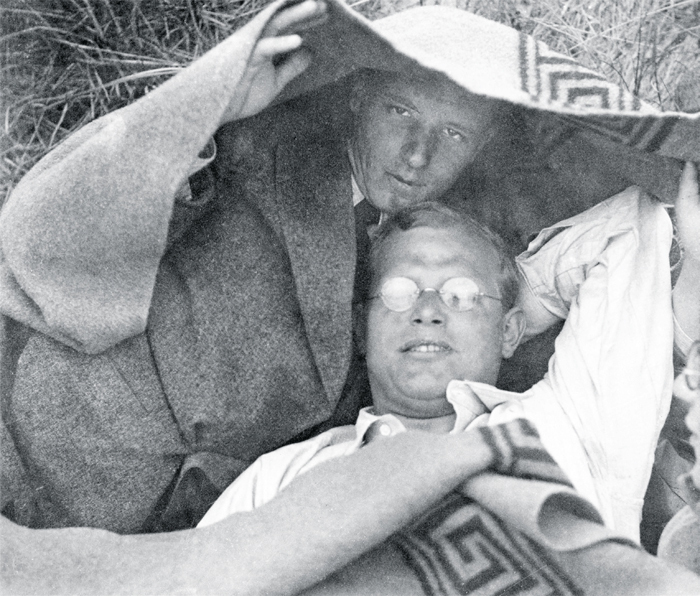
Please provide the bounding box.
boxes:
[198,190,699,545]
[347,69,503,214]
[0,0,511,534]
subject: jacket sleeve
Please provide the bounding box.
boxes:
[0,4,277,354]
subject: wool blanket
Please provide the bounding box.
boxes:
[279,0,699,206]
[5,418,694,595]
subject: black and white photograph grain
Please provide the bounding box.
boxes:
[1,0,700,593]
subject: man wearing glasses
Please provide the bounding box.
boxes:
[198,183,699,549]
[0,0,513,535]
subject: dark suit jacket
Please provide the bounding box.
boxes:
[0,59,366,532]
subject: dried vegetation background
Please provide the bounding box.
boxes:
[2,0,699,201]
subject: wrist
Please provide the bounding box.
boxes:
[471,419,573,486]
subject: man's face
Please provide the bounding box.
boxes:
[349,72,499,214]
[365,226,521,419]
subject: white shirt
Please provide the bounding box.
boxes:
[200,187,675,542]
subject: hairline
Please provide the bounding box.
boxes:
[368,203,520,312]
[352,68,513,128]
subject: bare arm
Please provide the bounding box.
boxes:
[302,510,700,596]
[2,427,495,595]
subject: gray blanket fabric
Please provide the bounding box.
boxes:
[282,0,699,177]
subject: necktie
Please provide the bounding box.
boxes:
[353,199,380,302]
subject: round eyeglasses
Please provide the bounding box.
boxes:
[370,277,502,312]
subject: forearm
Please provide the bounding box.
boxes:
[189,430,494,595]
[673,251,700,353]
[551,539,700,596]
[672,161,700,356]
[514,189,641,341]
[516,187,675,343]
[516,270,562,342]
[674,262,700,355]
[2,430,494,596]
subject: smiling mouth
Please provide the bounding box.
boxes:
[401,340,452,353]
[389,172,422,187]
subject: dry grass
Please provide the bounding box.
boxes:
[2,0,699,202]
[465,0,700,110]
[1,0,274,200]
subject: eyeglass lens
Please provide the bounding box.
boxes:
[379,277,483,312]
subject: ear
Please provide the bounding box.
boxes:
[500,306,526,359]
[353,301,368,356]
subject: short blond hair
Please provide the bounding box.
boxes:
[369,202,519,312]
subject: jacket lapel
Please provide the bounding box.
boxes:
[275,130,356,408]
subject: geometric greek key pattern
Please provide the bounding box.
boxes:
[514,29,692,157]
[478,419,573,487]
[392,492,583,596]
[519,32,643,112]
[563,113,681,153]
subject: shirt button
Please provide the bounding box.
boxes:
[380,424,392,436]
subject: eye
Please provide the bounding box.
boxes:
[440,277,480,311]
[388,104,411,117]
[444,127,465,142]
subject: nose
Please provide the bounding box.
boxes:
[402,126,435,170]
[410,289,445,326]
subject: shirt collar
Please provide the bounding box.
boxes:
[351,172,365,207]
[353,381,522,443]
[353,408,406,446]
